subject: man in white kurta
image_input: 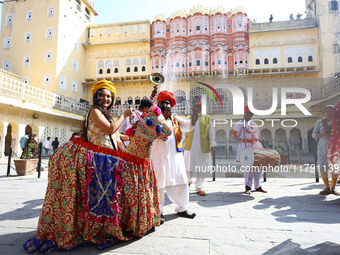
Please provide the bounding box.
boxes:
[233,105,267,195]
[184,101,216,196]
[151,90,196,223]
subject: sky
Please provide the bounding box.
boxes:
[0,0,307,26]
[92,0,307,24]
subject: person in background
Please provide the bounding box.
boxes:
[312,105,339,195]
[269,14,273,22]
[52,137,59,152]
[43,137,50,157]
[19,132,30,158]
[184,97,216,196]
[233,105,267,195]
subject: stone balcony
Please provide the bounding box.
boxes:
[249,18,317,33]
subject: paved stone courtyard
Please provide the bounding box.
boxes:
[1,160,340,255]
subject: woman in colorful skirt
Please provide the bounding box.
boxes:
[328,100,340,175]
[23,80,172,253]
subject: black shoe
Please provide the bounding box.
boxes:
[160,214,165,225]
[177,210,196,219]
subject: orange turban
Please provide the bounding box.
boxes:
[244,105,252,113]
[91,80,116,98]
[157,90,177,107]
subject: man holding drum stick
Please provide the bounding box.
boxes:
[233,105,267,195]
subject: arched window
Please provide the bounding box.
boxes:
[107,68,110,74]
[127,97,133,105]
[114,68,118,73]
[125,59,131,66]
[176,63,179,67]
[142,66,146,71]
[126,67,130,72]
[135,96,141,105]
[255,59,260,65]
[273,58,278,64]
[298,56,303,62]
[196,60,201,66]
[99,69,103,74]
[189,62,192,67]
[308,56,313,62]
[264,58,269,64]
[134,66,138,72]
[288,57,293,63]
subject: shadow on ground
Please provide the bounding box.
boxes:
[0,199,43,221]
[263,239,340,255]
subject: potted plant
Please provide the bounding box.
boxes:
[14,142,39,176]
[273,142,288,164]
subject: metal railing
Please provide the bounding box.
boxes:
[1,69,339,118]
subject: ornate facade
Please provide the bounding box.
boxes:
[151,6,249,75]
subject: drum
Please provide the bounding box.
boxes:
[240,148,280,168]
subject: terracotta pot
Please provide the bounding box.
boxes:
[14,159,39,176]
[280,154,288,164]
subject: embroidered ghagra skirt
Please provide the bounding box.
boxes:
[23,138,160,253]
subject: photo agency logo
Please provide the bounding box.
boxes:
[194,82,312,128]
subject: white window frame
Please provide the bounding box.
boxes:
[46,28,54,40]
[25,33,32,44]
[47,7,55,17]
[26,11,33,22]
[23,56,30,67]
[6,14,13,26]
[45,51,52,62]
[3,61,10,71]
[59,76,66,90]
[72,80,77,92]
[73,59,78,71]
[44,74,51,86]
[22,77,29,84]
[4,38,11,48]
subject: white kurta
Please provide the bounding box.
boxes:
[151,116,191,189]
[233,119,262,162]
[187,114,217,171]
[119,109,143,147]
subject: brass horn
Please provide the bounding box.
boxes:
[150,73,165,87]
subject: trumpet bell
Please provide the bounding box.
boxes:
[150,73,165,85]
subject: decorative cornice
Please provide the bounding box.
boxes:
[153,14,167,23]
[210,6,226,16]
[188,4,209,17]
[170,10,187,20]
[231,6,246,16]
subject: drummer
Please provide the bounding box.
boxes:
[232,105,267,195]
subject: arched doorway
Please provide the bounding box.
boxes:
[25,125,32,134]
[307,128,315,153]
[260,128,272,145]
